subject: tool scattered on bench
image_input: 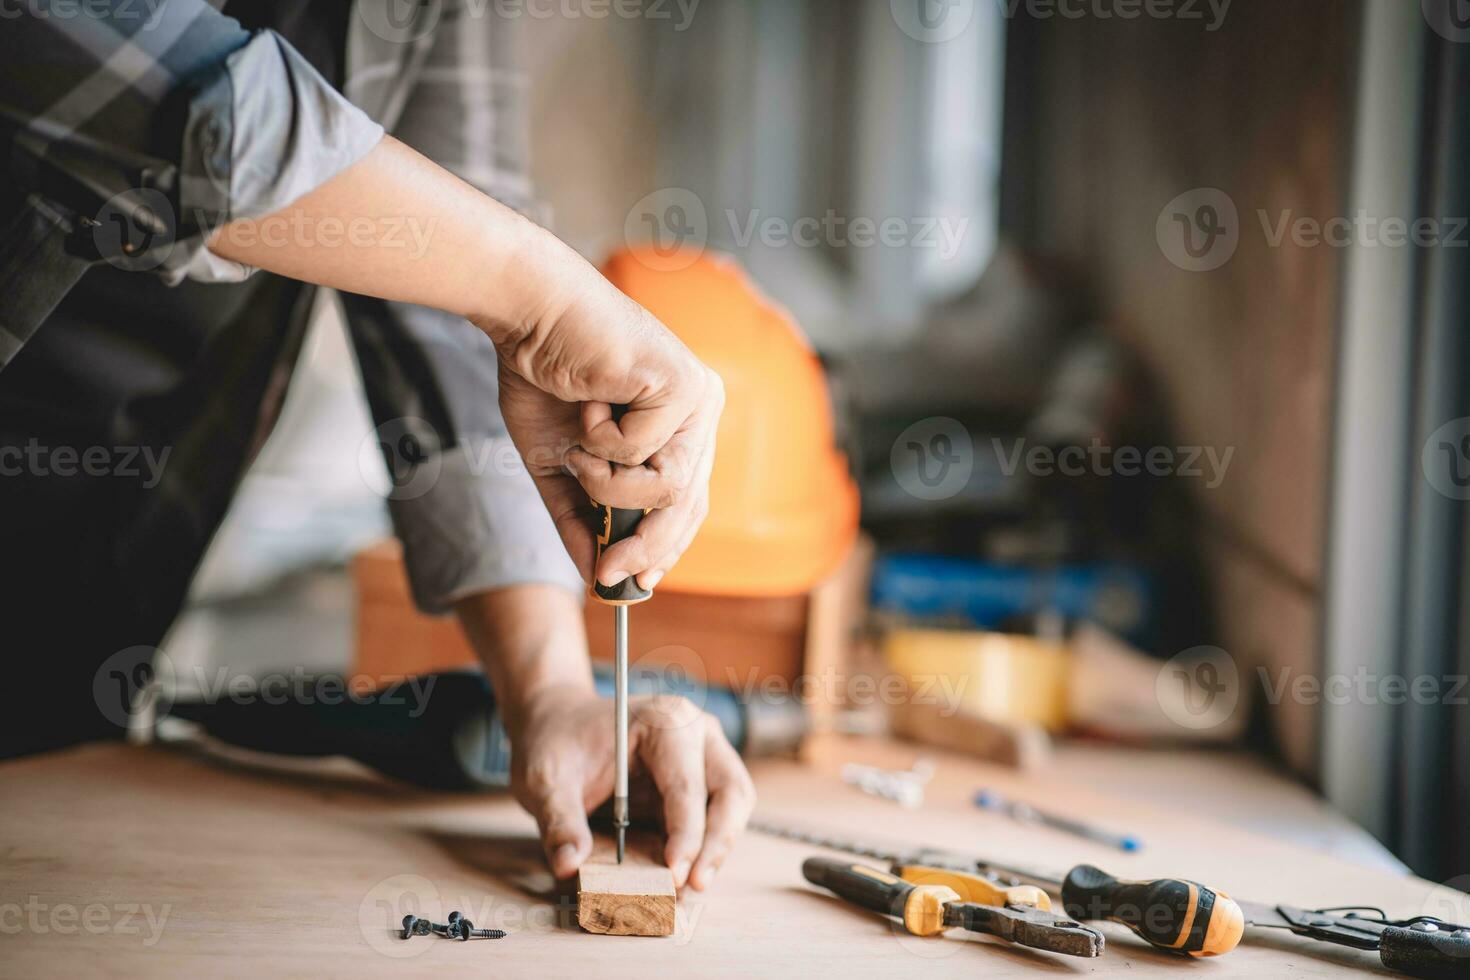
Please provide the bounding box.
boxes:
[590,406,656,866]
[841,759,934,807]
[1061,863,1244,958]
[802,857,1104,957]
[756,819,1243,957]
[1239,901,1470,979]
[974,787,1142,852]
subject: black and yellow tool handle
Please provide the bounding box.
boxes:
[803,858,960,937]
[895,864,1052,911]
[1061,864,1244,957]
[591,405,653,607]
[1379,924,1470,979]
[592,503,652,604]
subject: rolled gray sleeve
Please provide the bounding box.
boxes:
[343,298,583,614]
[388,437,586,612]
[0,1,382,285]
[174,31,385,283]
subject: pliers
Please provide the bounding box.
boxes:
[895,863,1105,957]
[802,857,1105,958]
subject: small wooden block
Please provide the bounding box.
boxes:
[577,862,677,937]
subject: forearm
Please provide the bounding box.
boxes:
[454,585,595,740]
[207,135,578,343]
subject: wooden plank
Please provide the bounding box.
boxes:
[577,862,676,937]
[887,697,1050,770]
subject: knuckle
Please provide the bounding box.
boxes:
[662,776,699,803]
[520,759,559,798]
[737,774,758,807]
[647,694,701,728]
[703,366,726,404]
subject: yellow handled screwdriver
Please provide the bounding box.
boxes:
[590,407,654,864]
[1060,863,1244,958]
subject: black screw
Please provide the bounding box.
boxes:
[457,918,507,940]
[400,914,432,939]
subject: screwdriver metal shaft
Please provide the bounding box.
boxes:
[614,605,629,864]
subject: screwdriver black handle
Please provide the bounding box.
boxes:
[1062,864,1243,957]
[593,504,651,604]
[591,405,652,606]
[803,857,958,937]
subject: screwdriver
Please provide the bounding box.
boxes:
[590,409,654,864]
[1060,864,1244,957]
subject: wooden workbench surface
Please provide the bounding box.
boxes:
[1,736,1462,978]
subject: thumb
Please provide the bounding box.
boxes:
[530,782,594,880]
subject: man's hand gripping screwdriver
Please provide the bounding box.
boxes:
[590,407,654,864]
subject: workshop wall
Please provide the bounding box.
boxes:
[1002,0,1358,777]
[521,15,661,261]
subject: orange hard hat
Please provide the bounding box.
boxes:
[602,247,860,598]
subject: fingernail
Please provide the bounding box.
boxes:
[600,569,628,587]
[671,860,691,886]
[554,843,578,872]
[641,570,664,590]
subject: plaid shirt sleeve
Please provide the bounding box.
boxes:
[343,3,584,612]
[0,0,384,284]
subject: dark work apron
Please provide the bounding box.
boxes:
[0,2,353,758]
